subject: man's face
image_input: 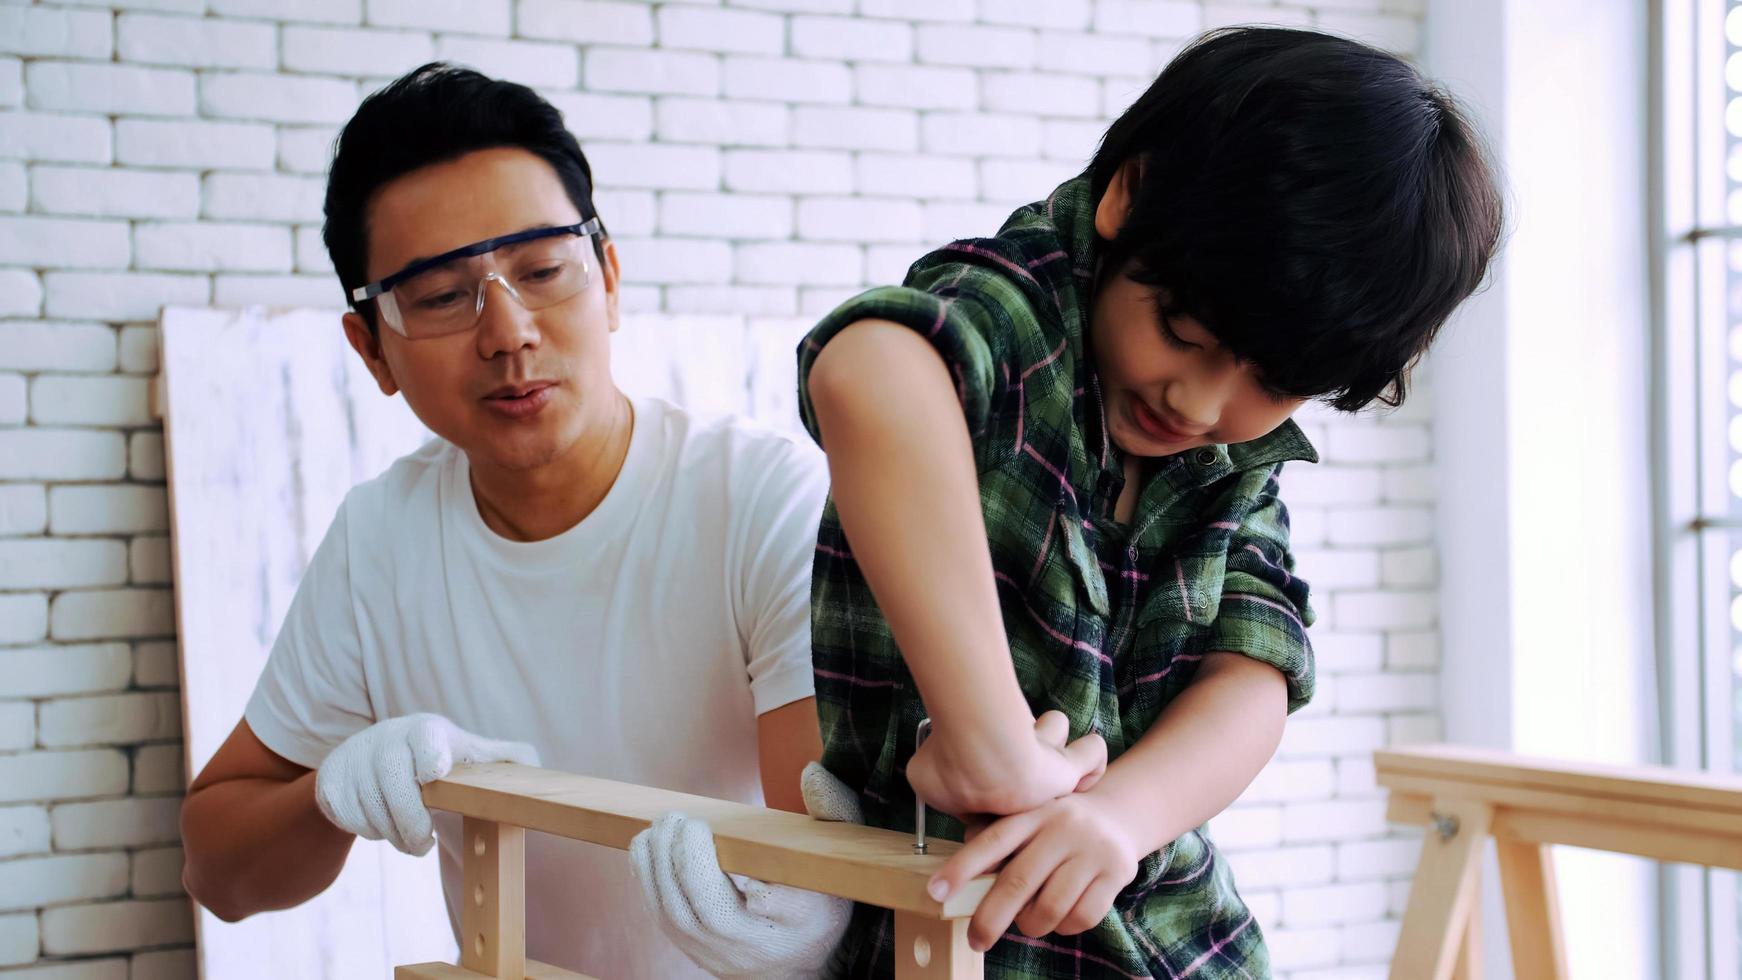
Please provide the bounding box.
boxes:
[1090,269,1306,459]
[342,147,620,474]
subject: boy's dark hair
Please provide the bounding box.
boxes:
[1088,27,1503,412]
[323,62,604,329]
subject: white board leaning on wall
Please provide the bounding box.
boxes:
[158,305,815,980]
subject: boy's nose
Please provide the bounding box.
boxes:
[1165,372,1235,430]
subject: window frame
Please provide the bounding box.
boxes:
[1654,0,1740,976]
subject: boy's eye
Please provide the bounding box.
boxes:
[1253,374,1295,406]
[1158,315,1200,352]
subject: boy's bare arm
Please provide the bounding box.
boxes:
[1085,652,1288,853]
[180,719,357,922]
[922,652,1287,948]
[808,319,1105,817]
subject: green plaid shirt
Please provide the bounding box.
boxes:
[797,177,1318,979]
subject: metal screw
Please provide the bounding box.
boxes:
[913,717,932,855]
[1430,811,1461,841]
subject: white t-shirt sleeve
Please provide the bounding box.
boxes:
[243,498,377,769]
[735,433,829,717]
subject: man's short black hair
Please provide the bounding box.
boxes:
[1088,27,1503,412]
[323,62,604,328]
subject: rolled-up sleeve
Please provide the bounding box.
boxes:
[796,245,1043,470]
[1206,469,1317,713]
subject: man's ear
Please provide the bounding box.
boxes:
[600,238,622,335]
[1093,156,1143,241]
[342,312,399,396]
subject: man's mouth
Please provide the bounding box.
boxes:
[484,382,554,401]
[481,381,556,419]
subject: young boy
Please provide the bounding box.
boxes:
[637,27,1502,977]
[179,65,830,979]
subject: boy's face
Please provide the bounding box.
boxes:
[1089,271,1304,458]
[1089,162,1306,459]
[342,147,621,474]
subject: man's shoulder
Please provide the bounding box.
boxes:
[642,397,823,479]
[336,436,455,535]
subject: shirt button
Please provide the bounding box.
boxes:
[1194,449,1218,466]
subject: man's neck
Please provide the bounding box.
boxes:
[468,391,636,542]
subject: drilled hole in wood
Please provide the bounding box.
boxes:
[474,835,486,857]
[473,884,484,907]
[473,934,484,958]
[913,935,932,967]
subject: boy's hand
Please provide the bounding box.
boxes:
[924,788,1140,952]
[906,710,1106,818]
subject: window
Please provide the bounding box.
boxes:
[1659,1,1742,975]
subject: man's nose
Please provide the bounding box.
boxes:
[474,275,540,355]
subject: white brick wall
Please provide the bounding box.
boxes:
[0,3,1431,976]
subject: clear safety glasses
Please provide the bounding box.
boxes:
[349,218,603,339]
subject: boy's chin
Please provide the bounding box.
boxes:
[1107,424,1176,460]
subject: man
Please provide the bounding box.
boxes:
[179,64,829,979]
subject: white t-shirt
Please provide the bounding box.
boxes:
[245,397,829,979]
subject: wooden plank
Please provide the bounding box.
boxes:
[1495,840,1568,980]
[1490,808,1742,872]
[394,959,595,980]
[1393,796,1742,872]
[1377,771,1742,839]
[1375,745,1742,815]
[1387,791,1433,826]
[424,763,993,918]
[893,912,982,979]
[1389,798,1492,980]
[461,819,525,980]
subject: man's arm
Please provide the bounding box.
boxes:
[757,697,824,814]
[180,718,356,922]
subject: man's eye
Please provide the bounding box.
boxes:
[416,290,467,310]
[521,264,564,283]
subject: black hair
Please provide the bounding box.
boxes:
[322,62,605,329]
[1087,27,1504,412]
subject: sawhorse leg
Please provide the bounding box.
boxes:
[1390,799,1492,980]
[1496,839,1569,979]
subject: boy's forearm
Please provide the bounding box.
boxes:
[1087,653,1289,856]
[808,320,1032,737]
[180,771,356,921]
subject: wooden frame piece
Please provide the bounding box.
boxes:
[1378,744,1742,980]
[393,763,995,979]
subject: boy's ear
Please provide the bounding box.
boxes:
[1093,157,1143,241]
[342,311,400,397]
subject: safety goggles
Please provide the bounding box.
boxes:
[349,218,603,338]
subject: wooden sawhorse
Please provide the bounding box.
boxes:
[1377,744,1742,980]
[392,762,993,979]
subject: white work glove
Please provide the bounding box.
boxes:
[630,762,861,980]
[314,713,540,856]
